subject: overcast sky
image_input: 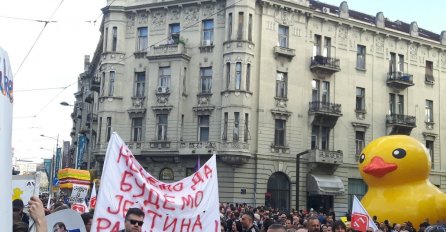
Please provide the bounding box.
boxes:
[2,0,445,162]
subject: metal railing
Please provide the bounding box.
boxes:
[309,101,342,114]
[386,114,416,126]
[387,71,413,83]
[310,55,340,69]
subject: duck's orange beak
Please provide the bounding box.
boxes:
[363,156,397,177]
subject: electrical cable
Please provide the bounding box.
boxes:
[13,0,65,78]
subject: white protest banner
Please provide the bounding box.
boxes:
[351,195,379,232]
[12,175,37,205]
[46,209,86,232]
[0,47,13,229]
[91,133,221,232]
[89,181,97,209]
[69,184,89,203]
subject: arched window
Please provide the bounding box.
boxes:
[159,167,174,181]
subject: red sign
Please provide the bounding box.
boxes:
[352,213,368,232]
[71,203,87,214]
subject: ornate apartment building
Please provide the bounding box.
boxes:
[69,0,446,216]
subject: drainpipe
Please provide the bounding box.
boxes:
[296,150,310,211]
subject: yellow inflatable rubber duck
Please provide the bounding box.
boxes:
[358,135,446,226]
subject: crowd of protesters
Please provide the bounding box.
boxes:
[11,197,446,232]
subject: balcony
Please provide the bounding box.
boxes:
[386,72,414,89]
[310,55,340,78]
[274,46,296,59]
[309,101,342,128]
[90,76,101,92]
[178,141,217,155]
[308,149,343,173]
[147,43,190,61]
[84,92,93,103]
[386,114,416,135]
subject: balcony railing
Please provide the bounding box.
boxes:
[308,149,343,165]
[274,46,296,59]
[310,55,340,71]
[90,76,101,92]
[386,72,414,89]
[309,101,342,115]
[386,114,416,127]
[147,43,189,60]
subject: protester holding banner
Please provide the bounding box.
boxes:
[28,196,49,232]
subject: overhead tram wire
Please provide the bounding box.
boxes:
[100,0,244,68]
[13,0,65,79]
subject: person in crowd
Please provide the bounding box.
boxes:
[231,220,243,232]
[241,211,259,232]
[53,222,68,232]
[120,207,145,232]
[12,199,29,225]
[307,217,321,232]
[81,212,93,232]
[333,220,346,232]
[267,224,287,232]
[13,222,28,232]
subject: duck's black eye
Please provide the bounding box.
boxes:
[359,153,365,163]
[392,148,406,159]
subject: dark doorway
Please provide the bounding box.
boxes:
[307,194,333,214]
[266,172,290,211]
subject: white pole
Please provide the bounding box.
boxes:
[0,47,14,231]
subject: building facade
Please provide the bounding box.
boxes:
[69,0,446,216]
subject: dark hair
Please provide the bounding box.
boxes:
[125,207,145,219]
[333,220,347,231]
[81,212,93,225]
[53,222,67,230]
[233,220,243,231]
[12,199,24,212]
[243,211,255,221]
[13,222,28,232]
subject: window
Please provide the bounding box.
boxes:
[202,20,214,46]
[98,117,102,143]
[425,61,434,83]
[355,131,365,155]
[134,72,145,97]
[156,114,168,141]
[100,72,105,96]
[112,26,117,52]
[274,119,286,146]
[246,64,251,91]
[312,80,320,102]
[357,45,366,69]
[276,72,287,98]
[223,112,228,140]
[389,93,404,115]
[159,168,174,181]
[356,87,365,111]
[426,140,434,168]
[398,54,404,72]
[321,81,330,103]
[200,67,212,93]
[183,67,187,94]
[348,179,368,211]
[244,113,249,142]
[169,23,180,44]
[226,63,231,89]
[180,114,184,141]
[137,27,148,52]
[278,25,289,48]
[313,34,322,56]
[233,112,240,141]
[235,62,242,90]
[237,12,244,40]
[311,125,329,150]
[132,117,143,142]
[158,67,171,92]
[323,37,331,57]
[425,100,433,122]
[106,117,112,142]
[104,27,108,51]
[198,115,210,141]
[248,14,253,42]
[108,71,115,96]
[227,13,232,40]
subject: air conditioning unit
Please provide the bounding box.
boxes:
[322,7,330,13]
[157,86,169,93]
[202,40,212,46]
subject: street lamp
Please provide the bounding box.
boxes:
[296,150,310,211]
[40,135,60,197]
